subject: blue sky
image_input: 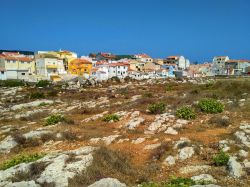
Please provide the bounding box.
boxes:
[0,0,249,62]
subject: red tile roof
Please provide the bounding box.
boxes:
[135,53,151,58]
[226,60,250,63]
[167,56,180,59]
[108,63,129,67]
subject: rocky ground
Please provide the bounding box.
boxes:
[0,77,250,187]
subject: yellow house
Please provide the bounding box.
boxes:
[36,50,77,71]
[0,53,35,80]
[68,58,92,76]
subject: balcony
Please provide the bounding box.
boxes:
[46,65,58,69]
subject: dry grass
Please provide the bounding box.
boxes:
[68,146,144,186]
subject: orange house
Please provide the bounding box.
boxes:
[68,58,92,76]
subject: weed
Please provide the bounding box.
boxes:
[102,114,120,122]
[143,92,153,98]
[176,106,196,120]
[68,146,135,186]
[0,154,45,170]
[36,80,50,87]
[45,114,65,126]
[30,92,45,99]
[150,142,170,161]
[208,115,230,127]
[148,102,166,114]
[0,80,25,87]
[213,150,230,166]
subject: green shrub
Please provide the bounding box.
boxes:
[0,154,45,170]
[143,92,153,98]
[0,80,25,87]
[102,114,119,122]
[167,177,195,187]
[176,106,196,120]
[30,92,45,99]
[213,150,230,166]
[39,102,49,107]
[139,182,160,187]
[148,103,166,114]
[45,114,65,126]
[198,98,224,113]
[36,80,50,87]
[139,177,195,187]
[165,85,173,91]
[47,90,58,97]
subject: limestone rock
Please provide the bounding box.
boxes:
[163,155,175,166]
[178,147,194,160]
[191,174,217,184]
[227,156,244,178]
[164,127,178,135]
[88,178,127,187]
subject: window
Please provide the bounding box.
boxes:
[21,73,25,75]
[118,71,120,74]
[1,71,4,74]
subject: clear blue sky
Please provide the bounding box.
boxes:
[0,0,249,62]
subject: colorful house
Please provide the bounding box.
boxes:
[0,52,35,80]
[35,57,66,80]
[134,53,153,63]
[68,58,92,78]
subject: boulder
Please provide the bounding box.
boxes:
[132,138,145,144]
[0,136,17,153]
[227,157,244,178]
[191,174,217,184]
[4,181,40,187]
[178,147,194,160]
[165,127,178,135]
[163,155,175,166]
[88,178,127,187]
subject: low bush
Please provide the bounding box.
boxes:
[30,92,45,99]
[0,80,25,87]
[47,90,58,97]
[167,177,195,187]
[60,131,78,141]
[68,146,135,186]
[45,114,65,126]
[150,142,170,161]
[148,103,166,114]
[165,85,173,91]
[198,98,224,113]
[213,150,230,166]
[11,161,49,182]
[143,92,153,98]
[176,106,196,120]
[102,114,120,122]
[0,154,45,170]
[36,80,50,87]
[139,177,195,187]
[209,115,230,127]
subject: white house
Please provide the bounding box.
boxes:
[36,57,66,79]
[164,56,190,70]
[212,56,230,75]
[108,63,129,78]
[134,54,153,63]
[0,68,7,80]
